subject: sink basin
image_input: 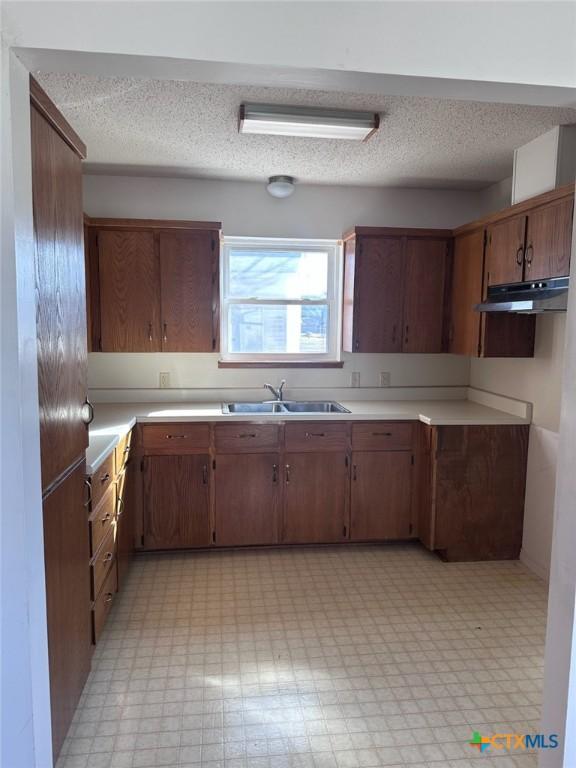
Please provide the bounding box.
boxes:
[222,402,286,414]
[282,401,351,413]
[221,401,350,414]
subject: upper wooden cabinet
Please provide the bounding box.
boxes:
[98,230,161,351]
[86,219,221,352]
[343,228,451,354]
[450,229,536,358]
[485,188,574,287]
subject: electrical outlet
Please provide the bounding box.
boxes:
[379,371,391,387]
[159,371,170,389]
[351,371,360,388]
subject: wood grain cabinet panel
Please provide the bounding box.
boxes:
[159,230,218,351]
[351,422,413,451]
[283,452,350,543]
[449,229,484,356]
[42,463,92,758]
[431,424,529,561]
[214,453,280,546]
[98,230,161,351]
[350,451,413,541]
[214,424,280,453]
[31,106,88,491]
[486,216,527,286]
[142,423,210,454]
[143,454,211,549]
[403,238,448,353]
[284,422,349,452]
[343,236,404,352]
[525,197,574,280]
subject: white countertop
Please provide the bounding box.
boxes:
[86,398,529,474]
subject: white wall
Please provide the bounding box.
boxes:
[5,1,576,96]
[83,173,482,238]
[84,173,478,399]
[1,42,52,768]
[471,315,567,581]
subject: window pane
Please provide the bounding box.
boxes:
[229,304,328,354]
[228,249,328,300]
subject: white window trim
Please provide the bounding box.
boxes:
[220,236,343,363]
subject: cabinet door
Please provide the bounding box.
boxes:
[31,106,88,491]
[403,238,448,353]
[525,197,574,280]
[98,230,161,351]
[346,236,404,352]
[485,216,526,286]
[116,464,135,589]
[449,230,484,356]
[214,453,280,546]
[159,230,218,352]
[283,452,349,543]
[432,425,529,561]
[143,455,210,548]
[350,452,413,540]
[43,462,92,758]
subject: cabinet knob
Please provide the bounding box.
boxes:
[525,243,533,268]
[272,464,278,483]
[285,464,291,483]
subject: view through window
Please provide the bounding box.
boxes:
[221,238,341,361]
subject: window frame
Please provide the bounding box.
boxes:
[220,236,343,363]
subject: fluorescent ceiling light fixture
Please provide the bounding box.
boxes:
[239,103,380,141]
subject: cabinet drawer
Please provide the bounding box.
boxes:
[285,422,349,452]
[142,423,210,454]
[214,424,280,453]
[88,483,116,557]
[352,422,414,451]
[115,430,132,474]
[90,524,116,600]
[89,451,115,509]
[91,562,117,644]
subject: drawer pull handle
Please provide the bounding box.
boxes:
[84,479,92,507]
[99,472,110,484]
[165,434,188,439]
[305,432,325,438]
[238,433,257,438]
[102,552,113,563]
[372,432,393,437]
[100,513,111,524]
[104,592,113,603]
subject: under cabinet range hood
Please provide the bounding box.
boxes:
[475,277,569,314]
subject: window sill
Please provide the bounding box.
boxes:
[218,360,345,369]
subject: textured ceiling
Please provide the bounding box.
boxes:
[38,73,576,188]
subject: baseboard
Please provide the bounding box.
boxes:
[520,548,549,581]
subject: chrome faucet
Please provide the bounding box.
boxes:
[264,379,286,401]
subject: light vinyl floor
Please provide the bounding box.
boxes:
[57,544,547,768]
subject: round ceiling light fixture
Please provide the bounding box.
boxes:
[266,175,296,198]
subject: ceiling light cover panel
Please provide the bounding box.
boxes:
[239,103,379,141]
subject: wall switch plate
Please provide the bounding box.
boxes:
[159,371,170,389]
[351,371,360,388]
[379,371,391,387]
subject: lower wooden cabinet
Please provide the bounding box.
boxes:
[422,424,529,561]
[116,464,135,589]
[350,451,413,540]
[283,452,350,543]
[143,454,211,549]
[214,453,280,546]
[43,461,92,759]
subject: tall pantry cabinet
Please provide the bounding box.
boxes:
[30,77,92,761]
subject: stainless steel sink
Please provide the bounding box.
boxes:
[221,401,350,414]
[222,402,286,414]
[282,401,351,413]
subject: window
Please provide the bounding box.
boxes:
[221,237,342,362]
